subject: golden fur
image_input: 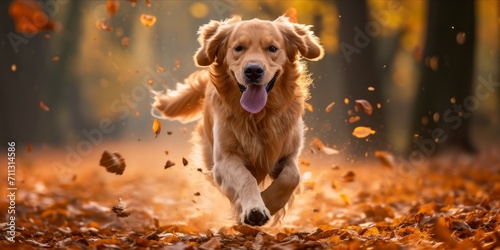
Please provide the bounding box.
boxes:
[154,15,323,226]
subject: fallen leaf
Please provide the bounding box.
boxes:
[167,131,173,135]
[354,99,373,115]
[340,170,355,182]
[325,101,335,113]
[11,64,17,72]
[182,157,188,166]
[106,0,120,16]
[363,227,380,236]
[433,217,458,248]
[194,192,200,196]
[99,151,126,175]
[39,101,50,112]
[164,160,175,169]
[157,66,164,72]
[344,98,349,105]
[199,237,220,249]
[233,225,262,237]
[152,119,161,138]
[352,126,376,138]
[140,14,157,27]
[111,197,130,217]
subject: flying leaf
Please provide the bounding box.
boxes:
[152,119,161,138]
[9,0,61,34]
[355,99,373,115]
[352,126,376,138]
[305,102,314,112]
[140,14,157,27]
[340,194,350,205]
[96,18,113,31]
[348,116,360,123]
[106,0,120,16]
[322,146,339,155]
[39,101,50,112]
[121,37,129,47]
[374,151,395,169]
[111,197,130,217]
[164,160,175,169]
[325,101,335,113]
[99,151,126,175]
[340,170,355,182]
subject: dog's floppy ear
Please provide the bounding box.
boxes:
[194,16,241,67]
[275,16,324,61]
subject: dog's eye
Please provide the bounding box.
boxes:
[234,46,243,52]
[268,46,278,53]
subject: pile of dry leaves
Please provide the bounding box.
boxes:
[1,146,499,249]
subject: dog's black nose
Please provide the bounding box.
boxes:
[244,64,264,83]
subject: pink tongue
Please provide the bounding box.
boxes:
[240,84,267,114]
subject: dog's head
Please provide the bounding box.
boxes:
[194,15,324,114]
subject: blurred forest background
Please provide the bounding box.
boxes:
[0,0,499,163]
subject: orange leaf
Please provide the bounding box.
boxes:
[340,170,355,182]
[9,0,61,34]
[348,116,360,123]
[140,14,157,27]
[352,126,376,138]
[340,193,350,205]
[305,102,314,112]
[152,119,161,138]
[374,151,395,169]
[39,101,50,112]
[99,151,126,175]
[325,101,335,113]
[106,0,120,16]
[355,99,373,115]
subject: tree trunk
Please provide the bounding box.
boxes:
[409,0,476,159]
[337,0,386,159]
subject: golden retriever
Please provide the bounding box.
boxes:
[153,15,323,226]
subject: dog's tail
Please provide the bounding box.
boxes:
[152,69,209,123]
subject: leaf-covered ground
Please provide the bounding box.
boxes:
[1,141,499,249]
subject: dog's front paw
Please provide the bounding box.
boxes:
[242,207,270,226]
